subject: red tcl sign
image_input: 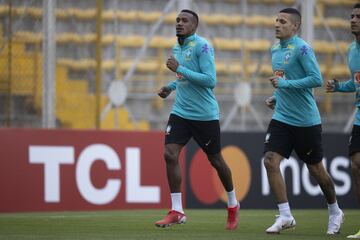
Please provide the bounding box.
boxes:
[0,129,185,212]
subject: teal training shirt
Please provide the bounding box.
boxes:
[166,33,219,121]
[271,35,322,127]
[334,41,360,125]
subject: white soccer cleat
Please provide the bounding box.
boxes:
[327,210,344,235]
[347,230,360,239]
[265,215,296,234]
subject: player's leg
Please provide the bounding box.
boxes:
[306,162,344,235]
[164,143,184,194]
[351,152,360,206]
[155,114,190,228]
[207,153,240,230]
[207,153,233,192]
[190,118,235,196]
[263,151,296,234]
[295,124,343,235]
[350,152,360,239]
[263,120,296,234]
[347,125,360,238]
[306,162,337,205]
[191,119,240,230]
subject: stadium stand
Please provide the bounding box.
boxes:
[0,0,357,130]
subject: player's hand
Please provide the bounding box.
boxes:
[158,86,172,98]
[265,96,276,110]
[269,76,279,88]
[326,78,338,93]
[166,55,179,72]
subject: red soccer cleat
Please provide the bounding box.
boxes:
[155,210,187,228]
[226,204,240,230]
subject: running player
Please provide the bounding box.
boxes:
[264,7,344,235]
[154,9,240,230]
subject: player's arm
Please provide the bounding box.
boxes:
[327,78,355,93]
[265,94,276,110]
[167,81,177,91]
[158,81,176,98]
[176,43,216,89]
[327,45,355,93]
[277,45,322,89]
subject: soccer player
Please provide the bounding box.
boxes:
[326,3,360,239]
[154,9,240,230]
[263,8,344,234]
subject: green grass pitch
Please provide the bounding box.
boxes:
[0,209,358,239]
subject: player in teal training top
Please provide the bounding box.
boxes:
[263,8,344,235]
[326,3,360,239]
[154,9,240,230]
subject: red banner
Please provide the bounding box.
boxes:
[0,129,185,212]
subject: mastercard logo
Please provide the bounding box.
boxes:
[189,145,251,204]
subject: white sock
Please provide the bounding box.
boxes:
[328,201,341,216]
[171,193,184,214]
[227,190,238,208]
[278,202,292,218]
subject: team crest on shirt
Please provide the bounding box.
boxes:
[188,41,195,47]
[184,48,192,61]
[165,125,172,135]
[284,52,291,64]
[354,72,360,84]
[287,44,295,50]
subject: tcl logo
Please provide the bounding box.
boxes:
[29,144,160,205]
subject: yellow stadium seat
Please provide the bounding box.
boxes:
[138,11,161,22]
[314,17,349,29]
[249,0,295,4]
[329,65,350,77]
[319,0,358,6]
[117,10,138,22]
[213,38,242,50]
[0,4,352,30]
[244,39,271,51]
[313,40,348,54]
[164,12,177,24]
[244,15,275,27]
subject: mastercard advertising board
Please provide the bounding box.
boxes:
[186,133,357,209]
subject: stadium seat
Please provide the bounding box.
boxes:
[0,0,354,131]
[244,15,275,27]
[329,65,350,77]
[319,0,358,6]
[0,4,352,30]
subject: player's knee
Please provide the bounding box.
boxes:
[207,154,222,169]
[164,150,178,164]
[263,152,279,171]
[308,167,321,179]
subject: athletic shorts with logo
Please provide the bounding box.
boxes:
[165,114,221,155]
[264,119,323,164]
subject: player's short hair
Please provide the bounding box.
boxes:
[353,3,360,9]
[181,9,199,27]
[279,7,301,26]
